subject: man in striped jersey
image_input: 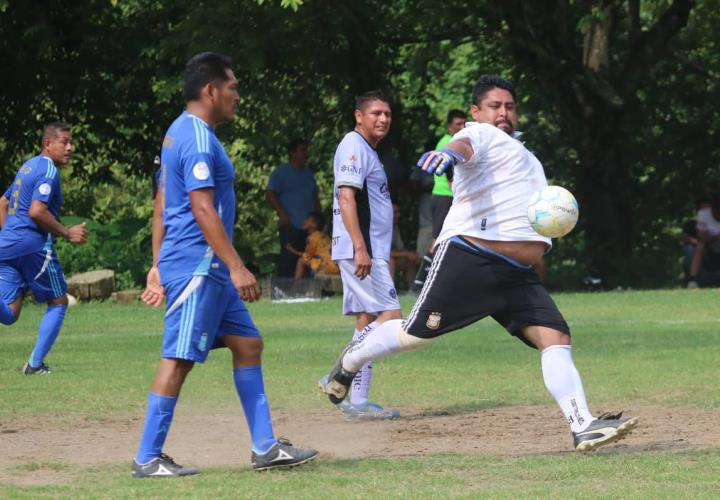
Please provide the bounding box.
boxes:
[0,122,88,375]
[133,52,316,478]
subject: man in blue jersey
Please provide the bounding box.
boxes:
[0,122,88,374]
[133,52,317,478]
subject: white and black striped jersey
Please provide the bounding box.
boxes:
[331,131,393,261]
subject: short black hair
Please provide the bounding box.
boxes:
[446,109,467,124]
[183,52,234,101]
[41,121,71,147]
[306,211,326,231]
[355,90,391,112]
[288,138,309,153]
[471,75,517,106]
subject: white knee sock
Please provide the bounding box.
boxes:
[541,345,596,433]
[350,322,378,406]
[343,319,433,373]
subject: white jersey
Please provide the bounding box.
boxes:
[437,122,552,247]
[332,131,393,261]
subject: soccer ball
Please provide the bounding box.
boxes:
[527,186,579,238]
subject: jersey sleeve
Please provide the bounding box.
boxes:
[31,173,60,204]
[180,142,216,193]
[267,167,283,192]
[3,183,11,200]
[452,124,491,165]
[334,137,366,189]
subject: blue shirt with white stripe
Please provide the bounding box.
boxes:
[158,112,236,285]
[0,154,63,259]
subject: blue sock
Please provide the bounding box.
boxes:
[0,301,17,325]
[135,392,178,464]
[233,365,277,454]
[29,304,66,367]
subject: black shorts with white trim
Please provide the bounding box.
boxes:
[402,236,570,348]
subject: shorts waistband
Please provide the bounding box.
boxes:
[451,236,532,269]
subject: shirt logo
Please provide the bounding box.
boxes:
[38,183,52,196]
[389,287,397,299]
[426,312,442,330]
[193,162,210,180]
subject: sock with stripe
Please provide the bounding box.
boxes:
[234,365,277,454]
[0,301,17,325]
[28,304,66,368]
[135,392,178,464]
[541,345,596,433]
[350,322,379,406]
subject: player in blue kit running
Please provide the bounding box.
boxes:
[132,52,317,478]
[0,122,88,374]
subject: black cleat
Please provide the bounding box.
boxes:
[22,362,52,375]
[573,411,638,452]
[251,438,318,471]
[320,342,359,404]
[132,453,200,478]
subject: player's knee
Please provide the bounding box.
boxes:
[397,327,435,351]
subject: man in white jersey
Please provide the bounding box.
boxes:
[319,91,401,420]
[322,76,638,451]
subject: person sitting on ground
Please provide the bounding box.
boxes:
[286,212,339,279]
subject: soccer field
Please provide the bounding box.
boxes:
[1,289,719,498]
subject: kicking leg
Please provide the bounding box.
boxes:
[322,319,434,404]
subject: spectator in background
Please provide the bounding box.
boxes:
[688,195,720,288]
[390,203,421,291]
[266,138,321,277]
[412,110,467,293]
[409,138,436,258]
[286,211,339,279]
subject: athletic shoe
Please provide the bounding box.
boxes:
[320,342,360,404]
[338,400,400,421]
[131,453,200,478]
[22,362,52,375]
[573,411,638,452]
[251,438,318,471]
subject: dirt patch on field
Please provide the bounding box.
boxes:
[1,404,718,484]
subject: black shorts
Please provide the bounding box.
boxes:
[431,195,453,239]
[403,236,570,348]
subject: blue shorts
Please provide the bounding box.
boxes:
[162,275,260,362]
[0,247,67,304]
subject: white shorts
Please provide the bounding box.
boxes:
[338,258,401,316]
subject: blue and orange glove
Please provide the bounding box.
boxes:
[417,147,466,176]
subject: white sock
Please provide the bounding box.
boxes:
[541,345,596,433]
[350,322,378,406]
[343,319,433,372]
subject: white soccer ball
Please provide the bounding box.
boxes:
[527,186,579,238]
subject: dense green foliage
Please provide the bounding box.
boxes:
[1,0,718,288]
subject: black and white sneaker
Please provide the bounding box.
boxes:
[573,411,639,452]
[131,453,200,478]
[251,438,318,471]
[22,362,52,375]
[320,342,359,404]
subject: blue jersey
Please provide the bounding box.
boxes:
[0,155,63,260]
[158,112,236,285]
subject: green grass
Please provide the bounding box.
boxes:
[1,288,719,497]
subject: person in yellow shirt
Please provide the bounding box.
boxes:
[286,212,339,278]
